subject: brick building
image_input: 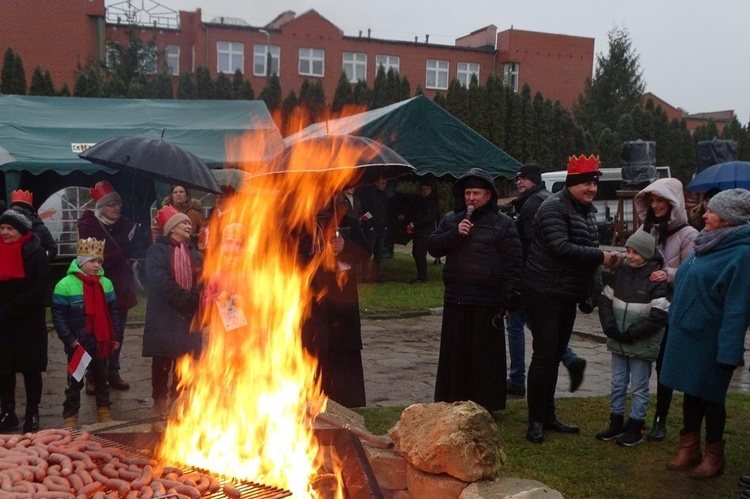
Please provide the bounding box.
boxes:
[643,92,734,134]
[0,0,594,110]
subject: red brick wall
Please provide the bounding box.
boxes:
[0,0,104,90]
[497,29,593,108]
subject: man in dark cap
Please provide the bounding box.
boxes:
[428,168,522,412]
[522,155,614,444]
[408,178,440,284]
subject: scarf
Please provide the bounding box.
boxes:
[95,211,117,225]
[74,273,116,359]
[643,212,671,245]
[0,232,33,281]
[693,225,744,256]
[172,239,193,290]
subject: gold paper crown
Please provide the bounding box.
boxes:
[77,237,105,260]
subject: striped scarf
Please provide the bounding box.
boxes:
[172,241,193,290]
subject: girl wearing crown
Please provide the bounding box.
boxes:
[52,237,123,428]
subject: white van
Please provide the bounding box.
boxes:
[540,166,671,227]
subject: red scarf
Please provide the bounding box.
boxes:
[0,232,33,281]
[171,239,193,291]
[74,273,116,359]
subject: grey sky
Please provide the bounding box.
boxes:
[149,0,749,124]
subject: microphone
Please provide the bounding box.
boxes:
[465,204,475,220]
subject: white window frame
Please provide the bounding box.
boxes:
[426,59,449,90]
[375,55,400,74]
[253,44,280,77]
[504,62,519,92]
[217,41,244,74]
[343,52,367,83]
[299,48,325,77]
[457,62,480,87]
[166,45,180,76]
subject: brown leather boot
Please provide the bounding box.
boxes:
[689,440,725,479]
[666,430,702,471]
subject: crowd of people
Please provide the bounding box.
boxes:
[1,164,749,485]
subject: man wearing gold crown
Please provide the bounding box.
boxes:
[52,237,123,428]
[9,189,57,260]
[522,155,614,444]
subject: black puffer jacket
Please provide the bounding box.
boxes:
[523,188,603,301]
[511,184,551,260]
[428,168,522,308]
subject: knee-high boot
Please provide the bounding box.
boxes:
[666,430,702,471]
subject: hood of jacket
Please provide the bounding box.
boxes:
[634,178,689,226]
[452,167,498,213]
[65,259,105,276]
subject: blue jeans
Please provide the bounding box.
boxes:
[610,353,652,421]
[507,306,577,387]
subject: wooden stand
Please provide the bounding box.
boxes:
[610,190,641,246]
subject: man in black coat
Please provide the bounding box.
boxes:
[408,178,439,284]
[522,155,614,444]
[428,168,522,412]
[359,177,389,283]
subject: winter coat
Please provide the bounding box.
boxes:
[598,256,670,361]
[511,184,551,260]
[428,168,522,308]
[142,236,203,358]
[410,191,440,238]
[11,206,57,260]
[162,197,206,236]
[661,225,750,404]
[359,185,389,232]
[0,235,51,374]
[523,188,604,302]
[51,260,123,357]
[634,178,698,286]
[77,210,140,310]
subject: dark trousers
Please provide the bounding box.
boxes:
[64,356,109,418]
[85,308,128,379]
[412,235,428,280]
[653,326,673,420]
[682,393,726,443]
[151,356,179,402]
[0,372,43,413]
[524,289,577,423]
[366,228,387,282]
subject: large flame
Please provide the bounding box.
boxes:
[157,113,373,497]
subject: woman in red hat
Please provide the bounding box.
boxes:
[161,185,206,244]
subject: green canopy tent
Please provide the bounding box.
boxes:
[284,95,520,179]
[0,95,284,207]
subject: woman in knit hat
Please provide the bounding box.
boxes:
[660,188,750,479]
[0,209,51,433]
[142,205,203,419]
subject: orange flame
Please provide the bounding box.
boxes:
[157,109,372,497]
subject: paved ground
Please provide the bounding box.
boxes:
[9,310,750,432]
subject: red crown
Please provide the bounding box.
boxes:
[567,154,601,175]
[10,189,33,206]
[90,180,116,203]
[155,205,181,228]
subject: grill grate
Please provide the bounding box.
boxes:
[81,431,291,499]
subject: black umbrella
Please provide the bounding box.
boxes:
[79,136,221,194]
[256,135,415,186]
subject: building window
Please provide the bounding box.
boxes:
[166,45,180,76]
[217,41,244,74]
[457,62,480,87]
[504,62,519,92]
[253,44,280,76]
[426,59,449,90]
[343,52,367,82]
[299,48,325,77]
[375,55,399,74]
[106,43,157,75]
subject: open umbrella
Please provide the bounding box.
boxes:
[79,136,221,194]
[686,161,750,192]
[256,135,415,186]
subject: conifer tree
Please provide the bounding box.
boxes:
[1,48,27,94]
[58,83,71,97]
[331,71,354,113]
[232,69,254,100]
[194,66,215,99]
[445,79,469,124]
[370,65,387,109]
[29,66,55,96]
[485,74,506,149]
[466,74,489,138]
[151,70,173,99]
[259,73,282,111]
[215,72,234,99]
[177,71,197,99]
[597,128,621,167]
[400,75,411,100]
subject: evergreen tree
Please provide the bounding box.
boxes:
[331,71,354,113]
[533,96,555,167]
[597,127,621,167]
[29,66,55,96]
[415,84,424,96]
[615,114,635,142]
[232,69,254,100]
[126,80,146,99]
[105,22,158,91]
[307,79,327,122]
[259,73,282,111]
[177,71,197,99]
[433,92,446,108]
[504,89,523,160]
[370,65,387,109]
[400,75,411,100]
[12,53,26,95]
[103,73,127,98]
[485,74,506,149]
[215,72,234,99]
[151,70,174,99]
[1,48,27,94]
[445,78,469,124]
[352,80,370,106]
[58,83,71,97]
[573,26,645,137]
[519,84,535,163]
[384,68,401,105]
[281,91,298,137]
[194,66,215,99]
[466,74,489,138]
[73,64,102,97]
[552,102,576,169]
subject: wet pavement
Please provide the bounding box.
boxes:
[9,310,750,432]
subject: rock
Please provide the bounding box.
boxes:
[407,463,468,498]
[364,443,408,490]
[459,478,564,499]
[388,401,505,482]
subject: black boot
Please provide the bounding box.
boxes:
[0,403,19,432]
[566,357,587,392]
[22,406,39,433]
[648,415,667,442]
[617,418,645,447]
[596,413,625,441]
